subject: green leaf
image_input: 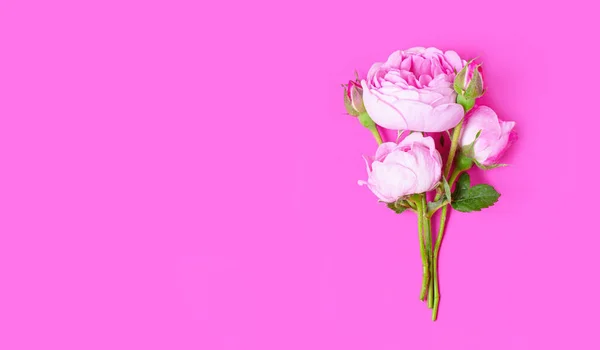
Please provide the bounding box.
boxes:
[387,200,410,214]
[451,173,500,212]
[460,129,481,160]
[474,158,508,170]
[453,172,470,195]
[453,66,467,93]
[442,176,452,203]
[427,177,452,212]
[465,66,484,99]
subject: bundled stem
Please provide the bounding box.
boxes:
[431,205,447,320]
[415,106,471,319]
[428,118,466,320]
[421,195,434,309]
[431,168,462,318]
[416,197,429,301]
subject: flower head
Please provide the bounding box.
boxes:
[460,106,516,167]
[359,133,442,202]
[360,47,466,132]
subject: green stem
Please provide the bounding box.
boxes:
[433,121,465,203]
[421,195,434,309]
[429,104,471,320]
[428,200,448,217]
[448,169,461,187]
[428,169,464,217]
[430,168,463,320]
[432,204,448,321]
[358,112,383,145]
[416,196,429,301]
[370,126,383,145]
[444,120,464,179]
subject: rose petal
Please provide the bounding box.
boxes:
[366,63,384,84]
[361,82,409,130]
[400,57,412,71]
[385,51,404,68]
[409,145,442,192]
[374,142,398,162]
[370,161,417,201]
[426,103,465,132]
[444,50,464,72]
[419,74,432,86]
[399,133,437,154]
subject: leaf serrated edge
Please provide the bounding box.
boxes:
[450,176,501,212]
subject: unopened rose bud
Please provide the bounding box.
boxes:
[454,61,485,99]
[343,80,366,116]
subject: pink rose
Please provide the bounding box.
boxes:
[460,106,516,166]
[359,133,442,203]
[361,47,466,132]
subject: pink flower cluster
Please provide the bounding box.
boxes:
[348,48,516,202]
[342,47,517,321]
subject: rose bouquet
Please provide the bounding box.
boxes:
[342,47,516,321]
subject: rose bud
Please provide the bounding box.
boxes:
[459,105,516,167]
[358,133,442,203]
[454,60,484,99]
[360,47,466,132]
[343,79,383,144]
[343,80,366,116]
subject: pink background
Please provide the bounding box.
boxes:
[1,0,599,349]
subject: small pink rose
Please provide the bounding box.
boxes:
[358,133,442,203]
[361,47,466,132]
[460,106,516,166]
